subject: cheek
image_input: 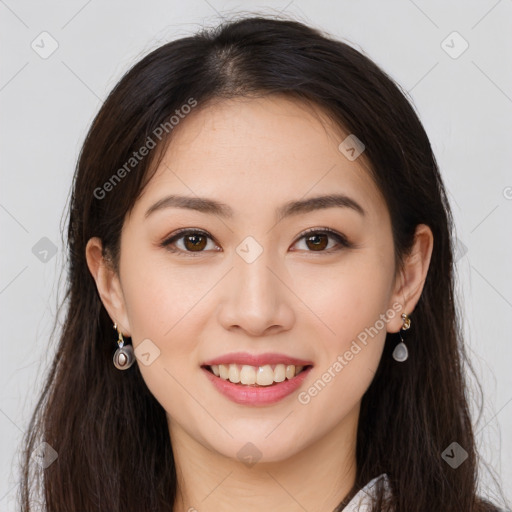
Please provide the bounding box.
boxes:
[119,238,211,343]
[118,246,206,426]
[290,256,393,411]
[291,253,394,345]
[295,290,388,428]
[118,241,219,396]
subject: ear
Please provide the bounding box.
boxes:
[85,237,132,336]
[386,224,434,333]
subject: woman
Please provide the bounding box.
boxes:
[19,15,507,512]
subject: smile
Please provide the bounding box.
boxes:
[206,363,310,386]
[201,364,314,406]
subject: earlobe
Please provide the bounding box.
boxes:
[85,237,132,336]
[387,224,434,333]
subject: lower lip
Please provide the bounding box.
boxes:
[201,366,313,406]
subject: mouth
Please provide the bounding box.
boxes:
[201,363,314,387]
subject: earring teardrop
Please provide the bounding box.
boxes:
[392,341,408,362]
[392,312,411,362]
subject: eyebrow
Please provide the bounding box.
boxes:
[144,193,366,220]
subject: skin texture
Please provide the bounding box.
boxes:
[86,95,433,512]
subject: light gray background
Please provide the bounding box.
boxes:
[1,0,511,509]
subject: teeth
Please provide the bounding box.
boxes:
[228,364,240,383]
[274,364,286,383]
[256,365,274,385]
[209,363,306,386]
[219,364,229,380]
[240,365,256,385]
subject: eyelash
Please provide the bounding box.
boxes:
[159,227,352,256]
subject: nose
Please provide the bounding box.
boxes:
[217,251,295,337]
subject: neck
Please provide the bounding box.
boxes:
[169,406,359,512]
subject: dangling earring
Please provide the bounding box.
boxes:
[392,313,411,362]
[113,322,135,370]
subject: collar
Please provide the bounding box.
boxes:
[342,473,392,511]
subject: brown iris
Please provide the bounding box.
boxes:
[183,234,207,251]
[305,233,328,251]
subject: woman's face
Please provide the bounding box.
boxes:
[106,96,403,462]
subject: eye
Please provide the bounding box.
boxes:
[160,227,352,256]
[291,227,352,253]
[160,229,219,256]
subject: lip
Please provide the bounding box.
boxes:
[201,365,313,406]
[202,352,314,367]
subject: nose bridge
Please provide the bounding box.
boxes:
[219,243,294,334]
[235,232,279,296]
[237,245,280,309]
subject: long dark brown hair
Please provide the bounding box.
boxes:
[18,15,507,512]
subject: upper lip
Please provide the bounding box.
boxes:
[202,352,314,367]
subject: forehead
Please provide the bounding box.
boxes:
[134,95,388,222]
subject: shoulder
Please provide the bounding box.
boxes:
[476,495,511,512]
[342,473,392,512]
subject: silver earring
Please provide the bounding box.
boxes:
[113,322,135,370]
[392,313,411,362]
